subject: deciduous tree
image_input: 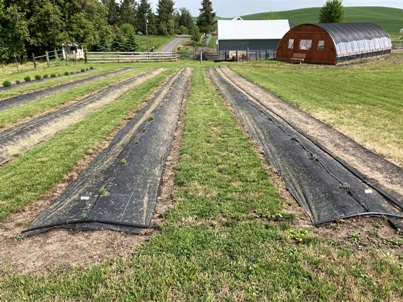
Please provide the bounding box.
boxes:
[319,0,345,23]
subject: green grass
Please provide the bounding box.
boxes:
[230,53,403,166]
[1,67,402,301]
[135,35,177,52]
[239,7,403,35]
[0,66,121,99]
[0,61,90,83]
[0,68,142,128]
[0,68,174,221]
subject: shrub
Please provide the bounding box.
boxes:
[81,68,85,72]
[24,76,31,82]
[15,80,21,84]
[64,71,69,75]
[2,80,12,87]
[43,74,48,78]
[90,66,94,69]
[50,73,57,78]
[35,74,42,80]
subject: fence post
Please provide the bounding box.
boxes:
[14,54,19,72]
[84,49,87,64]
[45,51,50,67]
[32,53,37,70]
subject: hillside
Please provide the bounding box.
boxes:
[224,7,402,35]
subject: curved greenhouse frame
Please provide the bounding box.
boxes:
[276,23,392,65]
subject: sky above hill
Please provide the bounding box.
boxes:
[148,0,403,18]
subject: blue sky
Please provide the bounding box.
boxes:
[148,0,403,18]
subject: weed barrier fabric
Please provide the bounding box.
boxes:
[23,68,192,235]
[208,68,403,228]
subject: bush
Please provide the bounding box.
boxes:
[43,74,48,78]
[50,73,57,78]
[90,66,94,69]
[81,68,85,72]
[2,80,12,87]
[24,76,31,82]
[16,80,21,84]
[64,71,69,75]
[35,74,42,80]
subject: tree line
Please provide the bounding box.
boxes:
[0,0,216,61]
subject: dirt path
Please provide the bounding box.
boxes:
[0,68,133,111]
[0,68,191,276]
[0,69,166,165]
[216,66,403,205]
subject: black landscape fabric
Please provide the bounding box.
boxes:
[209,68,403,228]
[23,68,191,235]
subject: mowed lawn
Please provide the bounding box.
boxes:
[231,53,403,167]
[0,57,402,301]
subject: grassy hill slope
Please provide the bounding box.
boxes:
[233,7,403,35]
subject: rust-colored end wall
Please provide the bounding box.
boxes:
[276,24,337,65]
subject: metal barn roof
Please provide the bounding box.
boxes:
[218,20,290,40]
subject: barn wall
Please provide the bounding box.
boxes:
[219,39,281,52]
[276,25,337,64]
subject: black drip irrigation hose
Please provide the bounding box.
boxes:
[22,218,160,235]
[216,67,402,213]
[314,212,403,227]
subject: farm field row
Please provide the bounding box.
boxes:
[231,54,403,167]
[0,59,402,301]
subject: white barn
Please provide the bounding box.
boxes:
[217,20,290,54]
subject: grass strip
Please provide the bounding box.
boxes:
[0,68,143,128]
[0,67,402,301]
[0,69,174,221]
[0,65,117,98]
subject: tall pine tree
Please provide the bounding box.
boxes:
[136,0,152,34]
[196,0,215,34]
[156,0,175,35]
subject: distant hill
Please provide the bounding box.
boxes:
[219,7,403,35]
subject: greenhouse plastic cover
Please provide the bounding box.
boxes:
[317,23,392,57]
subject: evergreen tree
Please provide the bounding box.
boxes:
[156,0,175,35]
[178,7,194,35]
[319,0,345,23]
[136,0,152,34]
[120,0,138,26]
[196,0,215,34]
[102,0,120,25]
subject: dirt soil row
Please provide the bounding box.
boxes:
[0,68,133,111]
[0,69,166,165]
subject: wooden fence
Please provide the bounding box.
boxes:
[85,51,177,63]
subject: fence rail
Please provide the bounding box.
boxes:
[86,51,177,63]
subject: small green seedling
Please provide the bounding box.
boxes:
[120,159,127,166]
[99,186,107,195]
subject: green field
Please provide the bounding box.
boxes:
[0,55,402,300]
[235,7,403,35]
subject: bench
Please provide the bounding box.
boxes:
[291,53,306,64]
